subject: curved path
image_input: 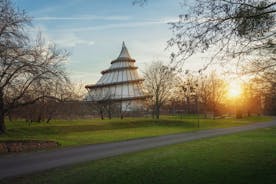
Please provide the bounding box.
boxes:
[0,120,276,179]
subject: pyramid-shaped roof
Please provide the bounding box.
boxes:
[117,41,131,59]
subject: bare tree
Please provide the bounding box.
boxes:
[245,75,276,115]
[197,73,212,118]
[118,101,131,119]
[209,71,227,118]
[168,0,275,86]
[178,72,199,114]
[42,81,80,123]
[241,80,263,116]
[132,0,147,6]
[143,61,176,119]
[0,0,69,133]
[86,88,116,120]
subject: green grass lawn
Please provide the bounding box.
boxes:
[2,126,276,184]
[0,116,272,147]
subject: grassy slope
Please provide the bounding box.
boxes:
[2,126,276,184]
[0,116,272,146]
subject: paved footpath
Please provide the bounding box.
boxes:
[0,120,276,179]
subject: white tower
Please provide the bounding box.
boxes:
[85,42,148,111]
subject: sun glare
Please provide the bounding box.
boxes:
[227,82,242,99]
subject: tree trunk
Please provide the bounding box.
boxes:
[100,109,104,120]
[247,110,251,117]
[151,106,155,119]
[120,102,124,119]
[187,97,190,114]
[212,102,216,120]
[108,105,112,119]
[8,110,12,122]
[156,104,160,119]
[46,116,52,124]
[0,89,6,134]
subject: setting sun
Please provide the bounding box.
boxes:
[227,82,242,99]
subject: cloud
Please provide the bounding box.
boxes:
[69,71,101,84]
[49,18,177,33]
[28,28,95,48]
[34,15,131,21]
[28,0,85,16]
[31,16,178,34]
[54,34,95,47]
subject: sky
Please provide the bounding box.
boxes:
[13,0,210,84]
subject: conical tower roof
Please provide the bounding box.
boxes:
[86,42,149,103]
[117,41,131,59]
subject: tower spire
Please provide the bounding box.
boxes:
[118,41,131,59]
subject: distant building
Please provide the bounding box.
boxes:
[85,42,149,111]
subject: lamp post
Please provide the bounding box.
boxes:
[195,81,200,128]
